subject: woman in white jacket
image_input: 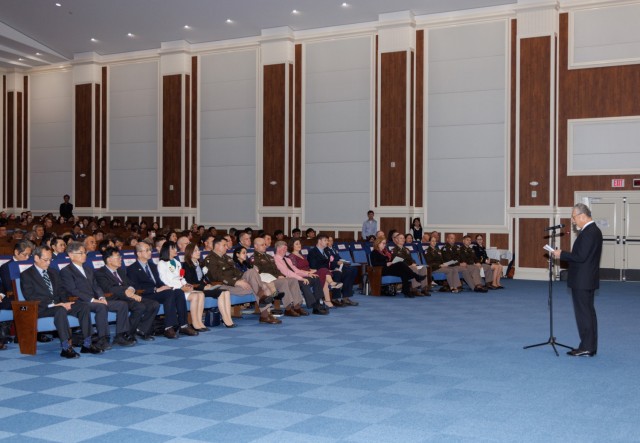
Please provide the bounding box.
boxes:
[157,241,208,332]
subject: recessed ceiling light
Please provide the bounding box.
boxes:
[184,25,191,29]
[18,58,24,61]
[55,2,61,6]
[90,38,97,42]
[341,2,350,7]
[291,9,300,15]
[36,52,42,56]
[226,18,233,24]
[127,33,134,37]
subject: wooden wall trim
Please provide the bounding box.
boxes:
[519,37,551,206]
[75,84,93,207]
[263,63,286,207]
[409,51,414,206]
[519,218,551,268]
[16,92,23,207]
[558,13,640,207]
[184,74,191,208]
[94,84,101,208]
[510,19,517,208]
[2,75,5,208]
[6,92,13,207]
[294,45,302,208]
[162,74,182,207]
[288,63,294,207]
[374,36,378,206]
[380,51,407,207]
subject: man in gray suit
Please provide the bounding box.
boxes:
[60,241,135,350]
[553,203,603,357]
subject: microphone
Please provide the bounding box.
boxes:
[544,224,565,231]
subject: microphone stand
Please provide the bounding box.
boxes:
[523,226,572,356]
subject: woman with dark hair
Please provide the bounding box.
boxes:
[233,246,275,297]
[183,243,236,328]
[473,234,504,289]
[151,221,160,231]
[410,218,423,242]
[370,236,425,298]
[157,241,207,332]
[287,238,341,307]
[424,236,461,292]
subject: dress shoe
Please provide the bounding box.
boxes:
[567,349,595,357]
[124,333,138,344]
[164,328,178,339]
[96,337,112,351]
[439,286,450,292]
[60,347,80,359]
[332,299,344,307]
[294,306,309,316]
[37,333,53,343]
[136,330,155,341]
[195,326,210,332]
[180,325,199,336]
[259,313,282,324]
[496,285,505,289]
[223,322,237,328]
[81,344,103,354]
[284,307,301,317]
[0,342,7,350]
[113,334,136,347]
[312,307,329,315]
[474,286,488,293]
[342,297,359,306]
[421,288,432,296]
[486,284,498,290]
[409,289,422,298]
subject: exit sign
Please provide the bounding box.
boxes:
[612,179,625,188]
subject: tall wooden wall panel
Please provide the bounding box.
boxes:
[415,31,424,207]
[262,217,285,237]
[101,67,107,208]
[6,92,13,207]
[558,13,640,207]
[263,64,286,206]
[162,216,181,230]
[510,20,517,208]
[22,76,28,208]
[2,75,5,208]
[16,92,22,207]
[75,84,92,207]
[380,51,407,207]
[380,217,406,238]
[162,74,182,207]
[184,74,191,208]
[519,218,550,268]
[491,233,509,250]
[191,57,198,209]
[519,37,551,206]
[294,45,302,208]
[94,84,101,208]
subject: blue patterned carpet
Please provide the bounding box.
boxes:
[1,279,639,442]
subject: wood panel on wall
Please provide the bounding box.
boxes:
[162,74,182,207]
[101,67,107,208]
[519,218,550,268]
[2,75,5,208]
[6,91,14,207]
[415,31,424,207]
[22,76,28,208]
[409,51,414,206]
[16,92,22,207]
[294,45,302,208]
[162,217,181,230]
[263,64,286,207]
[288,63,294,207]
[558,13,640,207]
[380,217,406,238]
[510,20,517,208]
[191,57,198,209]
[491,233,509,250]
[380,51,407,207]
[75,84,92,207]
[519,37,551,206]
[184,74,191,208]
[262,217,285,237]
[94,84,101,208]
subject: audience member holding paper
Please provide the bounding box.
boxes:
[424,236,462,292]
[391,233,431,295]
[370,237,427,298]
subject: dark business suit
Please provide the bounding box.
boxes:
[308,246,357,298]
[0,275,11,310]
[560,222,603,353]
[183,262,223,298]
[20,265,92,343]
[0,261,13,294]
[126,260,188,328]
[95,266,160,335]
[60,263,130,338]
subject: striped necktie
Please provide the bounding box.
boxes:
[42,270,53,295]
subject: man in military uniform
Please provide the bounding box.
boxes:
[391,233,431,296]
[442,234,487,293]
[204,236,279,324]
[252,237,308,317]
[424,236,461,292]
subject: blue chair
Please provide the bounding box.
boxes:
[335,242,353,263]
[364,245,402,296]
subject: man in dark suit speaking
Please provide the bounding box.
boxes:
[552,203,602,357]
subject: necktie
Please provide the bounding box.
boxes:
[42,270,53,295]
[145,265,156,284]
[113,270,123,285]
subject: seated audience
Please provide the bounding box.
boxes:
[441,233,487,293]
[233,246,276,297]
[391,233,431,296]
[473,235,504,290]
[460,235,491,291]
[0,240,35,295]
[370,236,426,297]
[288,238,341,307]
[95,247,160,341]
[84,235,97,252]
[423,236,462,292]
[308,235,358,306]
[157,241,208,332]
[182,243,235,328]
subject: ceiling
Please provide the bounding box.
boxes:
[0,0,516,70]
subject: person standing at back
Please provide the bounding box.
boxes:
[362,210,377,241]
[60,194,73,220]
[552,203,602,357]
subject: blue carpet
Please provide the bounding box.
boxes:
[1,279,640,442]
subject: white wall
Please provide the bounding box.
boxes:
[108,61,159,210]
[29,70,73,211]
[426,20,507,226]
[572,3,640,67]
[199,50,257,225]
[304,36,372,225]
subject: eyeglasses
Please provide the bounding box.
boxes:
[70,251,87,255]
